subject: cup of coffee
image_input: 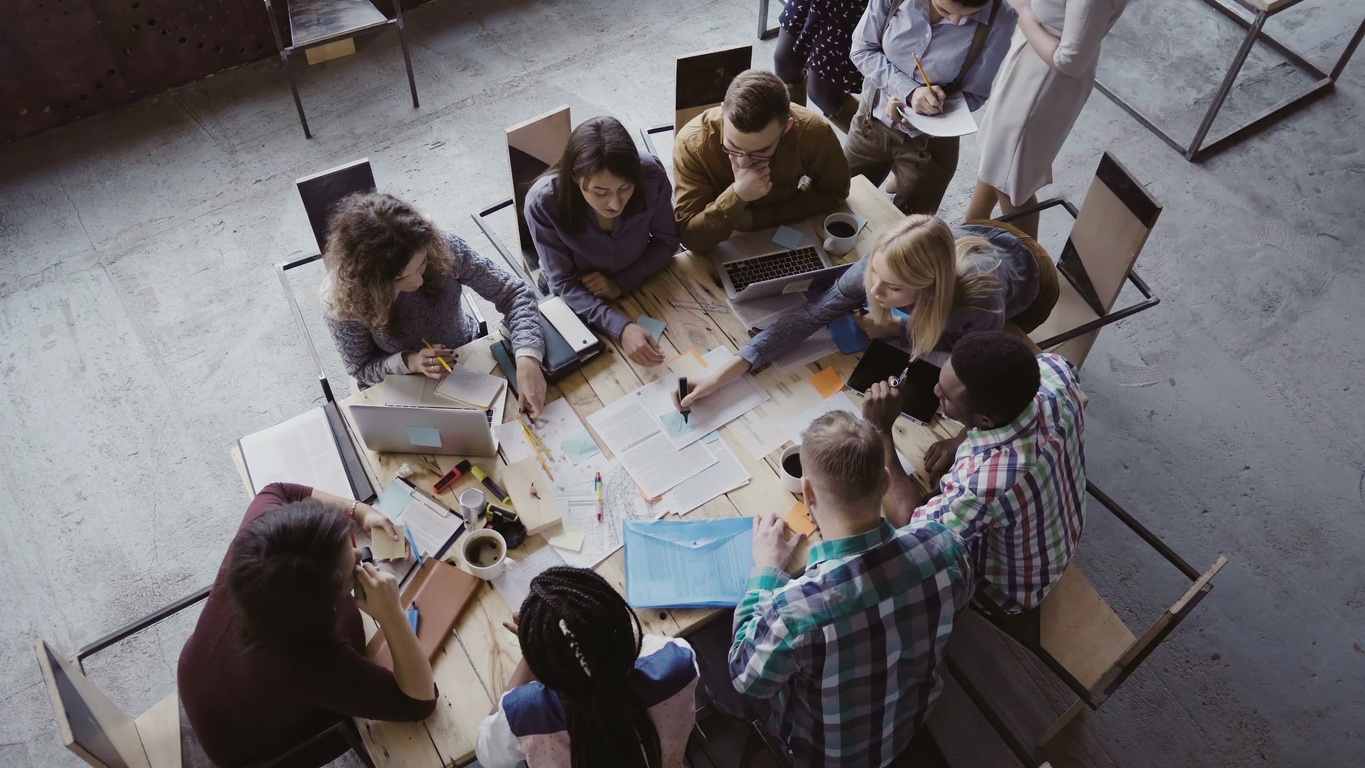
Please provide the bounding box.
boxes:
[823,212,860,257]
[462,528,514,579]
[779,444,803,494]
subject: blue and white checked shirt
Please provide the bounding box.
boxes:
[851,0,1018,137]
[729,520,973,767]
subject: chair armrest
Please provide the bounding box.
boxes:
[471,201,537,291]
[1033,294,1160,350]
[1085,483,1201,580]
[78,586,212,667]
[641,123,674,159]
[994,196,1076,223]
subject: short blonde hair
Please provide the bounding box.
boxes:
[799,411,885,502]
[863,215,1001,358]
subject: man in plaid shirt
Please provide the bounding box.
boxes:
[728,411,974,767]
[867,331,1087,620]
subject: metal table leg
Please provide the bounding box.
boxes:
[1186,10,1267,159]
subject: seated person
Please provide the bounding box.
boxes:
[476,566,698,768]
[321,191,548,416]
[862,331,1086,624]
[673,69,851,253]
[178,483,435,767]
[728,411,974,767]
[678,215,1057,407]
[526,116,680,367]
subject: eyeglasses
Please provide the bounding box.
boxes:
[720,143,779,162]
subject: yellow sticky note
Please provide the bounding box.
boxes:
[668,349,709,379]
[783,502,817,536]
[547,522,587,552]
[370,522,408,561]
[809,367,844,399]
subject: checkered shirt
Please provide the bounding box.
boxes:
[914,353,1087,613]
[729,520,973,767]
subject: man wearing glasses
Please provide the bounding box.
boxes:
[673,69,851,254]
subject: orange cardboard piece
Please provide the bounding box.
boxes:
[809,367,844,399]
[783,502,817,536]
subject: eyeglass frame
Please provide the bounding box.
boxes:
[719,129,784,163]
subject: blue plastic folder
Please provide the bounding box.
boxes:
[624,517,755,608]
[828,313,871,354]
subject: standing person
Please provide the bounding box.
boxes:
[526,116,679,368]
[727,411,974,767]
[965,0,1129,236]
[178,483,436,767]
[476,567,699,768]
[845,0,1018,215]
[772,0,871,131]
[673,69,851,254]
[320,191,549,417]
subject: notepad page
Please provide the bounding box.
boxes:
[240,407,353,500]
[434,364,505,409]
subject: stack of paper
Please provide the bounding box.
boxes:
[639,347,771,450]
[662,432,751,516]
[492,544,568,613]
[435,364,505,409]
[239,407,353,499]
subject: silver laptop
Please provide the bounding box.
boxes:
[711,222,846,302]
[349,403,497,456]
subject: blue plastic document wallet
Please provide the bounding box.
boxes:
[624,517,755,608]
[828,313,870,354]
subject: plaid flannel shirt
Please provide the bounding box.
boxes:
[914,353,1087,613]
[729,520,973,768]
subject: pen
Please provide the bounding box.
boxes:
[422,338,453,372]
[913,54,934,90]
[678,377,691,423]
[595,472,603,522]
[470,466,511,504]
[891,366,910,388]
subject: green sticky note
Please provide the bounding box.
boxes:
[560,429,602,465]
[636,315,667,342]
[407,426,442,448]
[660,410,696,439]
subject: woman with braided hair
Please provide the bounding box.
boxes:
[476,567,699,768]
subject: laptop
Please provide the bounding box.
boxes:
[711,222,848,302]
[349,404,497,456]
[846,340,943,426]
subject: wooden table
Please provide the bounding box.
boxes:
[241,177,961,766]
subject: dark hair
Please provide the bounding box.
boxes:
[553,116,645,234]
[950,332,1041,426]
[722,70,791,134]
[960,0,992,8]
[224,499,355,655]
[519,567,661,768]
[322,191,450,333]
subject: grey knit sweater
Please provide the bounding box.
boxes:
[324,232,544,386]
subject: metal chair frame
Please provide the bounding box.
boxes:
[756,0,785,40]
[1095,0,1365,161]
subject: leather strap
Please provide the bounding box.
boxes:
[878,0,1003,96]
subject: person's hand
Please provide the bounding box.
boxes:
[352,562,404,624]
[862,379,904,434]
[516,356,547,418]
[502,611,521,636]
[731,161,773,203]
[621,323,665,367]
[853,311,903,340]
[752,512,804,571]
[356,504,401,543]
[404,346,457,379]
[887,95,913,127]
[580,272,623,299]
[673,357,754,411]
[910,86,946,116]
[924,431,968,478]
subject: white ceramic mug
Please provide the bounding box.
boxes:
[779,444,803,494]
[461,528,515,580]
[822,212,860,257]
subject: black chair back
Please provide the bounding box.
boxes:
[295,158,377,254]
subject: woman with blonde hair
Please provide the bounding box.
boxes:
[677,215,1057,407]
[322,191,549,416]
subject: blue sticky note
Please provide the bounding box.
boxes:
[406,607,420,632]
[701,430,722,444]
[636,315,667,342]
[772,225,804,250]
[407,426,442,448]
[828,313,871,354]
[853,214,868,232]
[560,429,603,465]
[660,410,696,439]
[891,308,910,321]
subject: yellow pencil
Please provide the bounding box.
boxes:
[422,338,453,372]
[521,422,554,479]
[913,55,934,90]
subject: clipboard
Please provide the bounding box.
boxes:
[364,557,481,668]
[372,477,466,562]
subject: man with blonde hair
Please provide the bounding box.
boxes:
[727,410,973,767]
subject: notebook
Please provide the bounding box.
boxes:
[435,364,506,409]
[364,557,480,669]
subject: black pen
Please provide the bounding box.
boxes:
[678,377,691,423]
[891,366,910,388]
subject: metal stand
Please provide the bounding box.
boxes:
[757,0,783,40]
[1096,0,1365,161]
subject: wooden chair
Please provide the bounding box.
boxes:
[999,152,1162,368]
[38,597,375,767]
[945,482,1228,764]
[261,0,420,139]
[641,45,754,175]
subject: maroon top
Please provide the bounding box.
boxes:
[177,483,437,767]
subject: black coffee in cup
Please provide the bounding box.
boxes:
[465,536,503,567]
[827,221,856,238]
[782,453,802,478]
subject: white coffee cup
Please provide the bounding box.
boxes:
[779,444,803,494]
[822,212,860,257]
[461,528,515,580]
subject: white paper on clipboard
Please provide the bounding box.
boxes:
[898,93,977,137]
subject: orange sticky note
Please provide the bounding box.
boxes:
[809,367,844,399]
[669,348,709,379]
[783,502,817,536]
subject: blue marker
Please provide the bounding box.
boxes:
[406,606,420,632]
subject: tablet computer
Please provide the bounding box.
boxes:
[846,340,941,425]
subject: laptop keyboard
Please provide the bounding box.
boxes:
[724,247,823,293]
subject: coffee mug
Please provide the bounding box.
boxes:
[822,212,860,257]
[779,444,803,494]
[462,528,514,580]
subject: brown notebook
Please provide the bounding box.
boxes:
[365,557,482,670]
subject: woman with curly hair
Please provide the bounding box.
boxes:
[321,192,548,416]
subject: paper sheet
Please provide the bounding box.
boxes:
[772,327,841,373]
[729,366,826,459]
[551,458,670,569]
[668,349,709,379]
[493,398,581,468]
[828,313,870,354]
[638,347,770,450]
[662,438,752,516]
[546,522,587,551]
[559,428,603,465]
[899,92,978,137]
[239,407,354,499]
[782,391,863,444]
[407,426,443,448]
[618,432,717,499]
[492,544,567,613]
[434,364,505,409]
[623,517,755,608]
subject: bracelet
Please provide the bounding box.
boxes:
[349,499,360,517]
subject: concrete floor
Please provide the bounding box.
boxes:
[1,0,1362,765]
